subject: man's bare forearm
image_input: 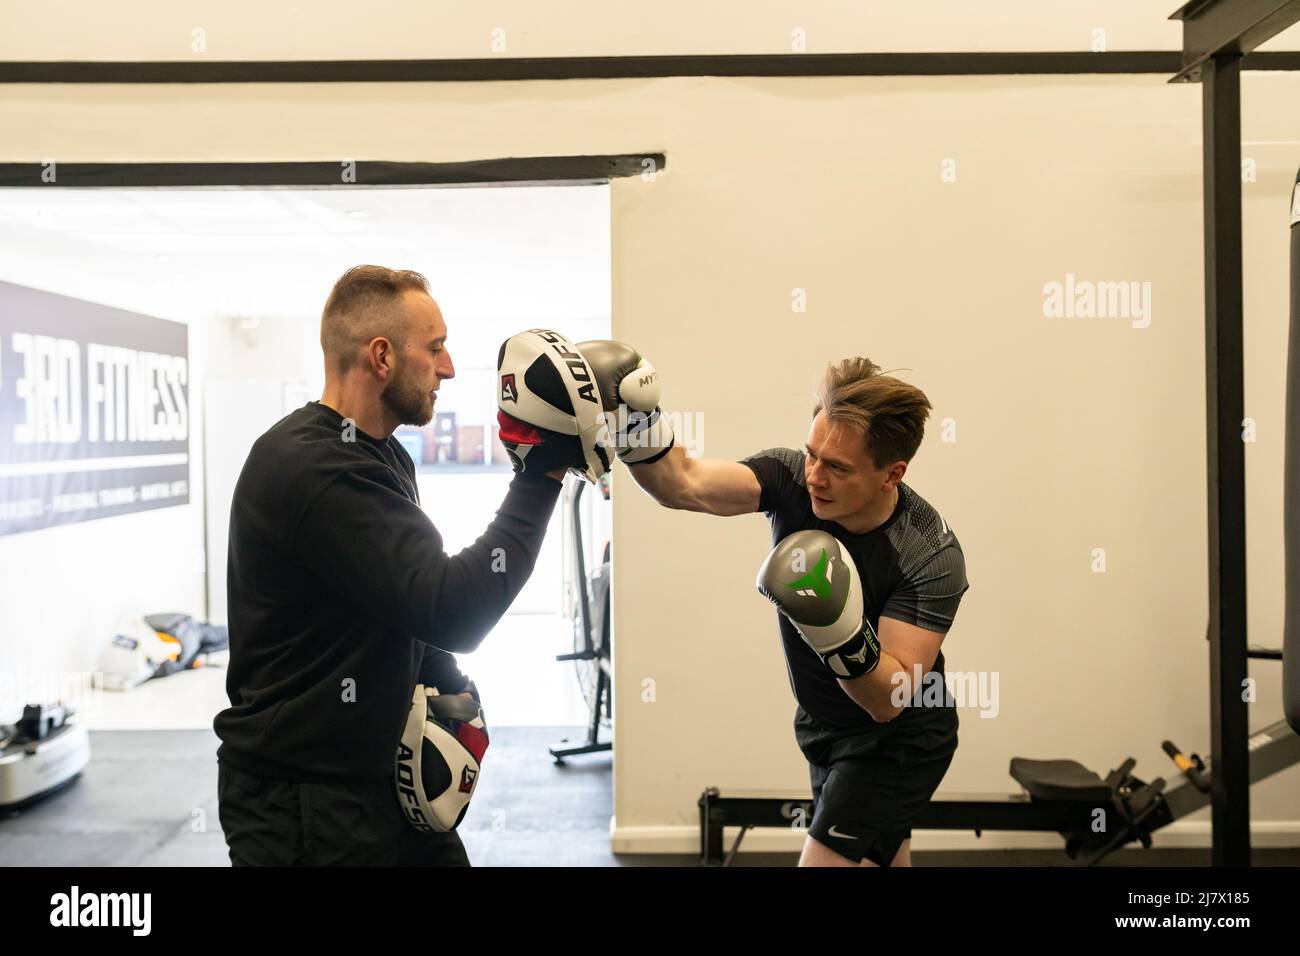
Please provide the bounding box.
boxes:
[838,651,908,722]
[623,444,691,508]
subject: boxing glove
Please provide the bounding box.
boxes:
[575,339,675,465]
[756,530,881,679]
[496,329,609,482]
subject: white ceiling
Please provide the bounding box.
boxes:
[0,184,613,364]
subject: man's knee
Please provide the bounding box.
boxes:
[798,835,859,867]
[797,834,911,868]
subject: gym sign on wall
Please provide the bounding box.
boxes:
[0,280,189,536]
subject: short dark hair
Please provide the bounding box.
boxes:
[320,265,431,374]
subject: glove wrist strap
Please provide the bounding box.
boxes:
[821,624,882,679]
[616,407,675,464]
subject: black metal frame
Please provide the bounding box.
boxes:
[1170,0,1300,867]
[698,719,1300,865]
[1171,0,1300,80]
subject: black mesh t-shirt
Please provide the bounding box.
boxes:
[740,447,969,760]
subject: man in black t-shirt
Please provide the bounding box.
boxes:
[214,266,585,865]
[620,354,969,867]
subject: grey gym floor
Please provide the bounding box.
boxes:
[1,729,1297,866]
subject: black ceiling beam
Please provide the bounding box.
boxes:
[1171,0,1300,80]
[0,156,663,188]
[2,51,1298,85]
[0,52,1192,84]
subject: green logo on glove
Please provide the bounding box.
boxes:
[786,548,836,600]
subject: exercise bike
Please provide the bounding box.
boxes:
[550,473,613,764]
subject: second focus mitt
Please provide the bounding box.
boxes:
[395,684,489,833]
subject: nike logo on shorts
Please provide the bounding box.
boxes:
[827,825,856,840]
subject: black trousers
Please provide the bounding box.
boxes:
[217,761,470,866]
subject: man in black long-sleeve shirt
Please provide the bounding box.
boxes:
[214,265,569,865]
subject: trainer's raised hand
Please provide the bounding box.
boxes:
[496,329,610,483]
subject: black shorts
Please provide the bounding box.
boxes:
[799,712,957,866]
[217,761,470,866]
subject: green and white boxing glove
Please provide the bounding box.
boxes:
[756,530,882,679]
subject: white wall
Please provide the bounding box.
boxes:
[6,0,1300,58]
[0,225,209,724]
[2,2,1298,854]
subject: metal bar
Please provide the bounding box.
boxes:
[570,480,592,660]
[916,795,1094,832]
[1200,55,1252,867]
[2,52,1294,87]
[0,52,1190,84]
[698,789,726,863]
[702,792,1095,834]
[0,156,663,188]
[1171,0,1300,81]
[1160,720,1300,818]
[703,795,813,829]
[549,743,609,758]
[1243,51,1300,70]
